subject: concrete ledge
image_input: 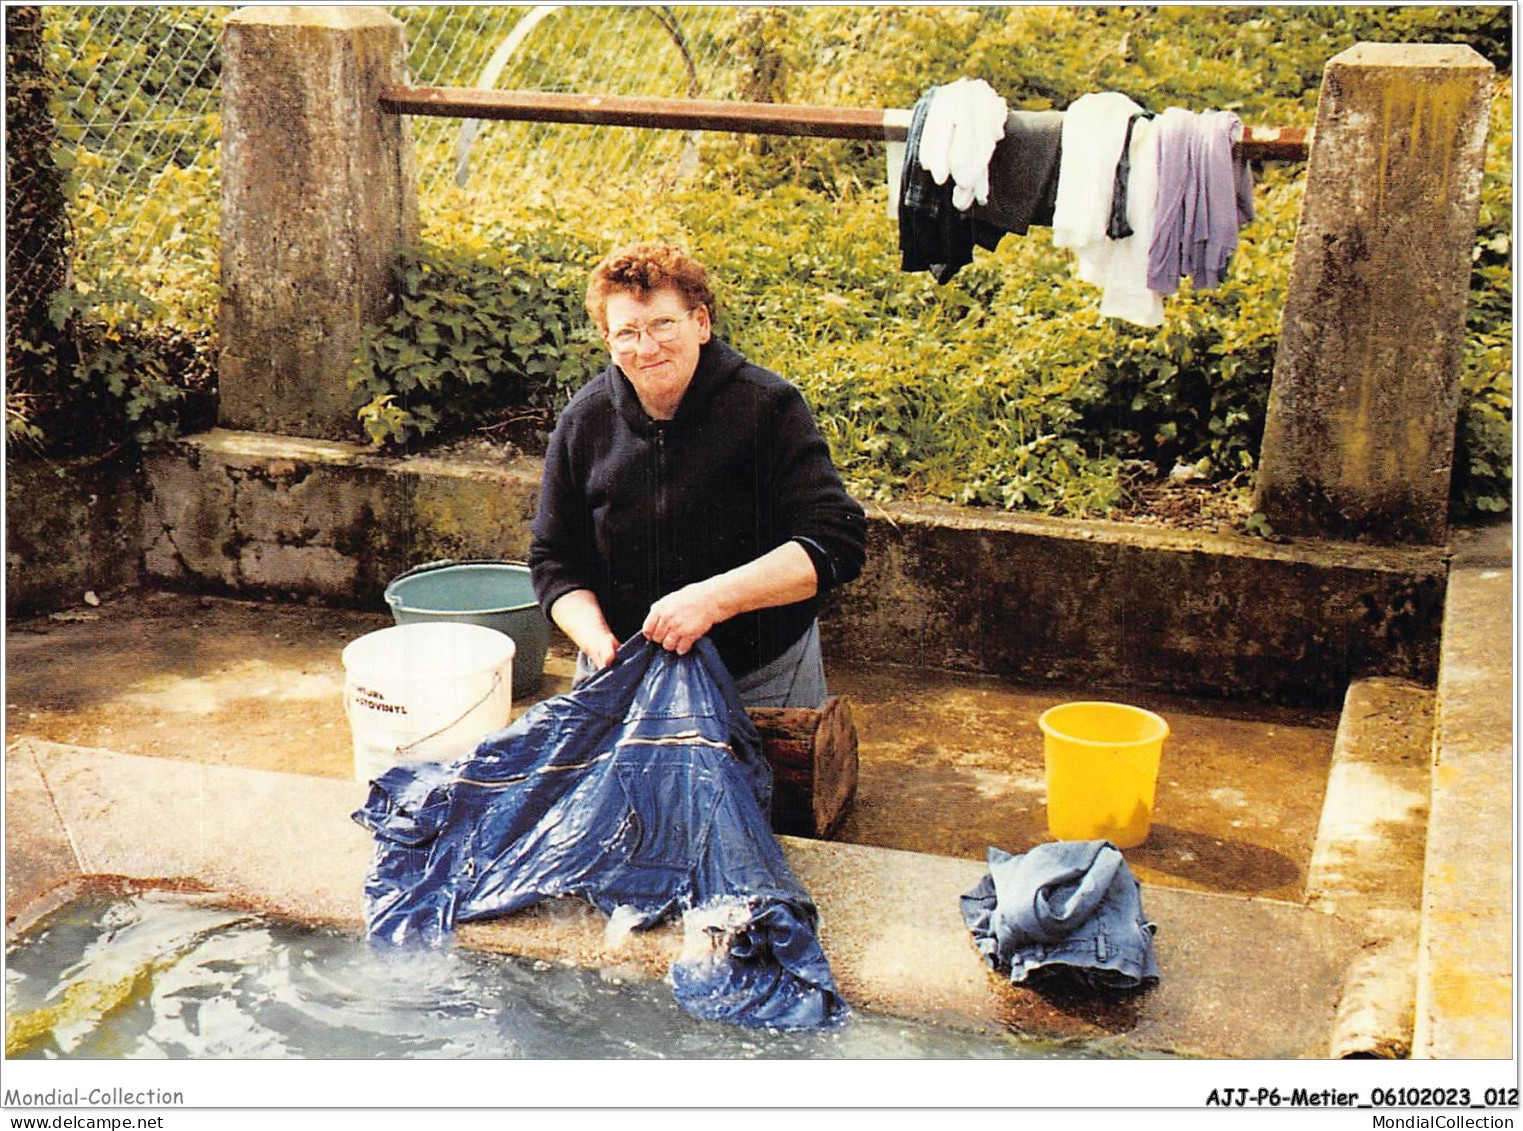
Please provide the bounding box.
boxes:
[7,738,1363,1059]
[1414,523,1513,1058]
[1306,677,1435,1057]
[142,431,1448,707]
[142,430,542,602]
[826,500,1446,704]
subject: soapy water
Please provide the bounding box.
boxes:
[5,889,1153,1060]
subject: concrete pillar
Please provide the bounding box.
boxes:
[1255,44,1492,545]
[219,7,418,440]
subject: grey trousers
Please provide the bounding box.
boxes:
[575,621,827,709]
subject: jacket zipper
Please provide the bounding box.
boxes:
[654,423,668,595]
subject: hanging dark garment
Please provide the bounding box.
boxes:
[1105,110,1156,240]
[898,90,991,284]
[973,109,1065,236]
[899,92,1065,283]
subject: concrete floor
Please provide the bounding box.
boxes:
[3,586,1456,1060]
[5,526,1508,1061]
[4,589,1338,903]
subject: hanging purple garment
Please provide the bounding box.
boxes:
[1147,108,1253,294]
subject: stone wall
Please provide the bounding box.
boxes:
[821,501,1445,705]
[136,431,1447,707]
[5,457,144,616]
[141,431,540,603]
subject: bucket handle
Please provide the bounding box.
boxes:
[389,557,529,585]
[391,669,507,757]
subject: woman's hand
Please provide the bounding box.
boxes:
[583,632,620,670]
[642,581,724,655]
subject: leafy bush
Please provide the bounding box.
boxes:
[1070,168,1303,481]
[45,6,223,329]
[6,6,222,459]
[47,6,222,173]
[348,236,604,449]
[18,284,215,457]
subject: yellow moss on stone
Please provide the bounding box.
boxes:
[5,965,156,1057]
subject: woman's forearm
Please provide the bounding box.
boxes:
[707,540,819,620]
[641,540,818,654]
[548,589,620,669]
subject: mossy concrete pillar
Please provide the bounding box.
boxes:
[219,7,418,440]
[1256,44,1492,545]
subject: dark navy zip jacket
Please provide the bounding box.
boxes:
[529,337,866,679]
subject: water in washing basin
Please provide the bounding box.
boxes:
[6,889,1149,1060]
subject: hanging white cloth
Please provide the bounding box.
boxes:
[1052,91,1163,327]
[916,78,1009,211]
[1052,91,1143,250]
[1094,115,1164,327]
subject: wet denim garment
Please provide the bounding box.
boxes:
[352,635,848,1031]
[960,840,1159,991]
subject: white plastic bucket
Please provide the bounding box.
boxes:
[342,622,515,783]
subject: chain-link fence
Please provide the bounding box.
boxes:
[16,5,909,334]
[20,6,1510,328]
[16,5,224,332]
[397,7,904,198]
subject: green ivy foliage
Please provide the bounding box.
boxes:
[1453,77,1514,516]
[5,6,223,458]
[46,6,224,329]
[348,238,604,449]
[1070,168,1302,482]
[48,6,222,175]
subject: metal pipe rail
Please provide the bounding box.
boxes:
[381,86,1314,160]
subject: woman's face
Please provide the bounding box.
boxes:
[603,286,711,421]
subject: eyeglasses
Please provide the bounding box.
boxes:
[606,308,696,351]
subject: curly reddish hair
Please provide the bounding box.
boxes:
[585,242,717,334]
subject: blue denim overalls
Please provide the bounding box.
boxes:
[353,635,847,1030]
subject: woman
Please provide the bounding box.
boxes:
[528,243,866,708]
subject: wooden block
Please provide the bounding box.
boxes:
[811,695,858,839]
[747,695,858,839]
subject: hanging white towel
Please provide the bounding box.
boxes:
[1052,91,1163,327]
[1094,116,1164,327]
[916,78,1009,211]
[1052,91,1143,251]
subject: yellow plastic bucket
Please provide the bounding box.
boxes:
[1038,701,1169,848]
